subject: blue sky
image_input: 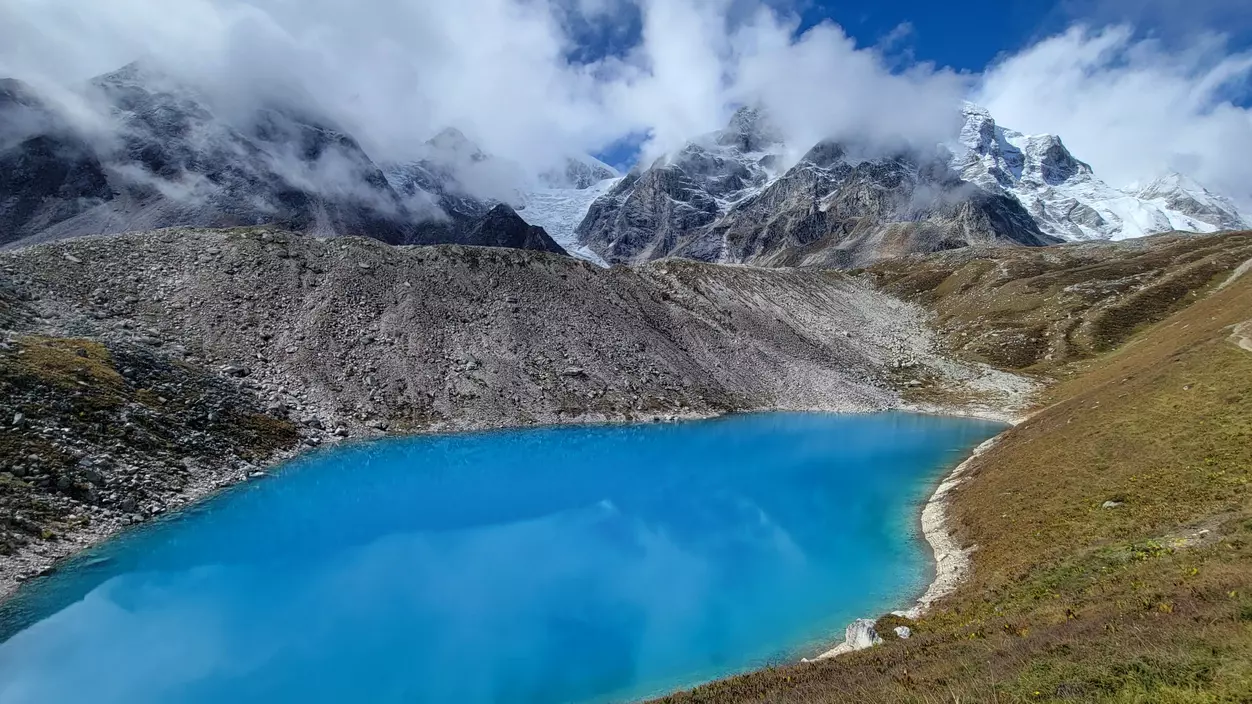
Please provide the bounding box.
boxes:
[586,0,1252,173]
[791,0,1056,71]
[811,0,1252,73]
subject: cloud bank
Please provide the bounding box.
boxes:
[0,0,968,173]
[0,0,1249,206]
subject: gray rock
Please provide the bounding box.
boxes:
[577,108,1054,268]
[844,618,883,651]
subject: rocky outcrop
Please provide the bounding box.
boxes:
[808,619,883,661]
[460,204,568,255]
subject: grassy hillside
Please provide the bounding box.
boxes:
[867,231,1252,373]
[656,234,1252,703]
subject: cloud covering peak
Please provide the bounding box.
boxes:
[1,0,1249,208]
[0,0,970,175]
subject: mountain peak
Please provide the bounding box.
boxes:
[717,104,783,152]
[538,155,619,190]
[954,105,1248,241]
[1129,171,1247,231]
[426,127,486,163]
[1136,171,1207,197]
[464,203,568,255]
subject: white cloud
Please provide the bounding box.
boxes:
[2,0,1249,210]
[975,25,1252,208]
[0,0,967,178]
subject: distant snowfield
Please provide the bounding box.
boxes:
[516,178,622,266]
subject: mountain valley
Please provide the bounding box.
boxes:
[2,50,1252,704]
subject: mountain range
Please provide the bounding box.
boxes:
[954,104,1246,241]
[574,106,1058,267]
[0,63,568,255]
[1,62,1246,263]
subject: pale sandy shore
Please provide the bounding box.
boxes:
[810,426,1011,661]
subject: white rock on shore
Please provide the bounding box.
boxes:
[807,432,1007,662]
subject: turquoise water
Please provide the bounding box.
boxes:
[0,412,1001,704]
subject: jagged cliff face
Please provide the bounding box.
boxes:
[577,108,1053,267]
[710,142,1053,268]
[954,104,1249,241]
[577,107,785,263]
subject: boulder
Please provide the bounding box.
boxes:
[844,618,884,651]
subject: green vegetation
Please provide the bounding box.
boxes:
[655,233,1252,703]
[0,335,299,557]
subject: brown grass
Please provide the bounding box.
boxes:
[14,336,124,394]
[868,231,1252,373]
[653,237,1252,703]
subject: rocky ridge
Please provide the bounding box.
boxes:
[576,107,1056,267]
[0,65,561,256]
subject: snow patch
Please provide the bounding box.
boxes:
[516,178,622,266]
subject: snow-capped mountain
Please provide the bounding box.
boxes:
[575,106,1054,267]
[5,62,1243,262]
[382,129,615,262]
[516,178,619,265]
[574,106,788,263]
[0,63,567,255]
[954,104,1249,241]
[0,62,422,247]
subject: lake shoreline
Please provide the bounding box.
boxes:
[807,420,1016,661]
[0,402,1015,607]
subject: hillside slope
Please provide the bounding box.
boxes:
[657,231,1252,703]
